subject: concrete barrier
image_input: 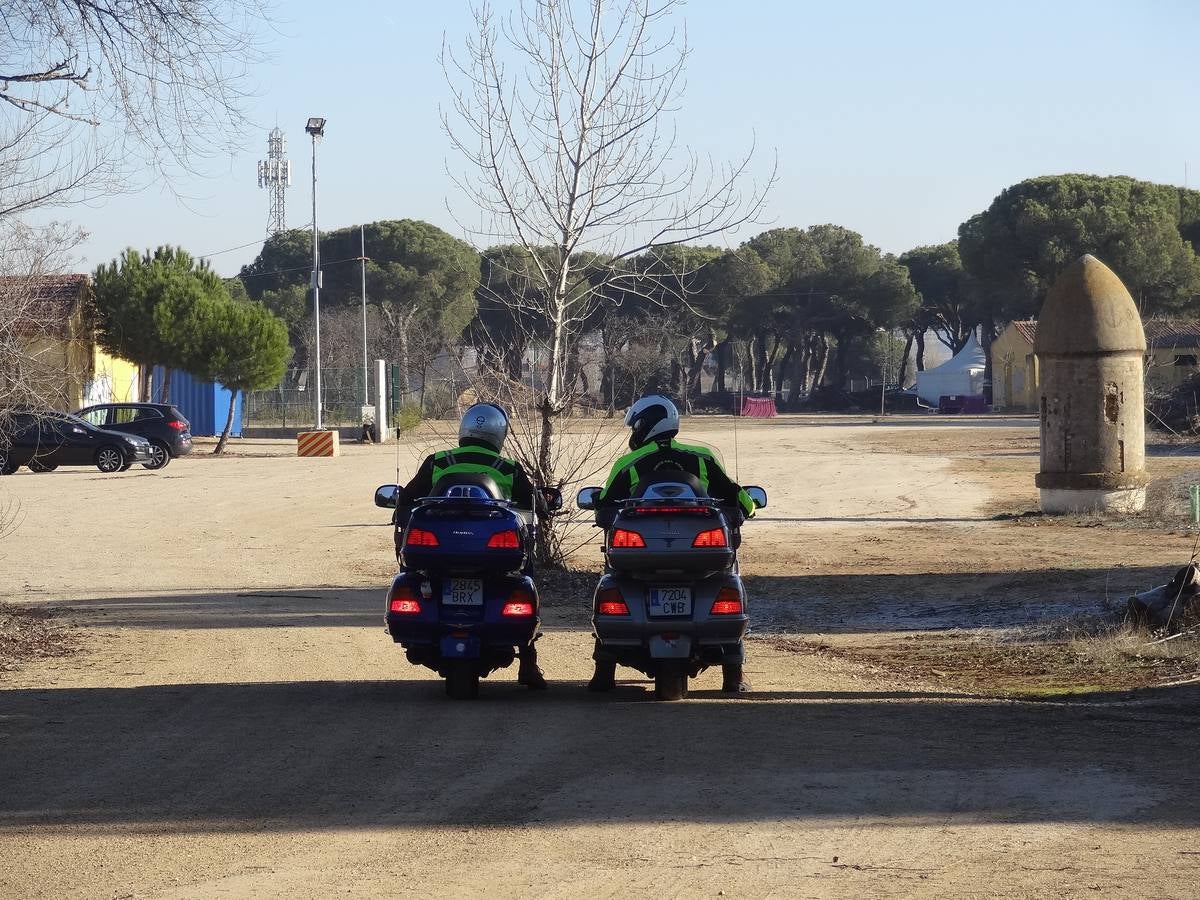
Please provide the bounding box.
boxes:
[297,429,340,457]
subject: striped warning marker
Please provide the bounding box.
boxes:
[297,429,340,457]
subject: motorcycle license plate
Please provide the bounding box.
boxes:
[648,586,692,616]
[442,578,483,606]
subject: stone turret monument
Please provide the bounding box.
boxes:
[1034,254,1147,513]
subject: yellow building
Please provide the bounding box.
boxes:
[87,347,141,405]
[990,318,1200,410]
[991,320,1039,411]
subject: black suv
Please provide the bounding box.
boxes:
[0,411,154,474]
[75,403,193,470]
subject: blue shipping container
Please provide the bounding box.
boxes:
[151,367,243,438]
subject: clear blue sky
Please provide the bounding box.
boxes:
[47,0,1200,277]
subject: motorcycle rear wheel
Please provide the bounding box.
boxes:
[445,660,480,700]
[654,660,688,701]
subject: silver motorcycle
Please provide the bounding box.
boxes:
[577,470,767,700]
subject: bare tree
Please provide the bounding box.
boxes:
[443,0,772,495]
[0,220,85,532]
[1,1,267,188]
[0,1,268,535]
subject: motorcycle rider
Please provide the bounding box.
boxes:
[394,402,548,690]
[589,394,756,694]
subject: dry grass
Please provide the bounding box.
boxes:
[765,617,1200,698]
[0,603,76,672]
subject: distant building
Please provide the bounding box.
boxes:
[992,318,1200,411]
[3,274,95,410]
[2,273,145,411]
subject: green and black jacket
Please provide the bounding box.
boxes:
[598,438,755,518]
[399,439,538,512]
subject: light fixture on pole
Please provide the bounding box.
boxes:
[305,116,326,429]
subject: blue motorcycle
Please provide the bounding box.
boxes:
[374,474,560,699]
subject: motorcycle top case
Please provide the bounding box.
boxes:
[606,506,735,575]
[401,499,528,574]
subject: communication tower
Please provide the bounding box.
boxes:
[256,127,291,235]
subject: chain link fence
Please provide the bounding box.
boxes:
[243,365,473,429]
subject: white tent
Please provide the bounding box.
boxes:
[915,334,986,404]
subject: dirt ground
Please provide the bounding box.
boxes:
[2,415,1200,898]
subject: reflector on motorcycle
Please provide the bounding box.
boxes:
[596,587,630,616]
[627,505,711,516]
[692,527,727,548]
[486,529,521,549]
[611,528,645,548]
[710,587,743,615]
[406,527,439,547]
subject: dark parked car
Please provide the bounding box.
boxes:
[0,411,153,474]
[75,403,193,470]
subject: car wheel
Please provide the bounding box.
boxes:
[142,440,171,470]
[95,446,125,473]
[118,461,132,472]
[27,460,58,473]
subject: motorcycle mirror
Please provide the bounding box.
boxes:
[541,487,564,511]
[374,484,399,508]
[744,485,767,509]
[576,486,601,510]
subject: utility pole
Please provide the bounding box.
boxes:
[880,329,889,417]
[305,117,326,429]
[361,225,369,406]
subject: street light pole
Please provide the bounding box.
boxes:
[305,117,326,430]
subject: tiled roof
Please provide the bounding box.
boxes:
[1011,320,1037,344]
[0,274,90,336]
[1002,318,1200,349]
[1144,320,1200,349]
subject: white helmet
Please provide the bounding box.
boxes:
[624,395,679,450]
[459,402,509,452]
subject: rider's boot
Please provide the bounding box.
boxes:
[517,644,548,690]
[721,663,751,693]
[587,660,617,692]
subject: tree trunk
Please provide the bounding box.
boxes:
[138,364,152,402]
[396,318,412,397]
[715,338,728,394]
[776,344,795,406]
[829,332,849,391]
[161,367,173,404]
[744,339,757,394]
[812,339,830,392]
[915,329,927,372]
[790,339,810,404]
[214,391,237,455]
[897,331,914,388]
[685,330,716,403]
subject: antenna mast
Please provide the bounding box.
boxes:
[257,127,292,235]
